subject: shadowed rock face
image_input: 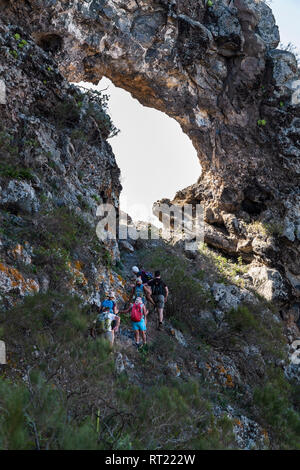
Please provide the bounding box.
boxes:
[1,0,300,296]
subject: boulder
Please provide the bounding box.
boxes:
[169,327,187,347]
[248,265,288,302]
[212,282,256,311]
[118,240,135,253]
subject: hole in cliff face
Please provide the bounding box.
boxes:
[79,77,201,224]
[34,33,63,53]
[241,185,269,216]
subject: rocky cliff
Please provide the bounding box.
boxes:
[2,0,300,302]
[0,0,300,450]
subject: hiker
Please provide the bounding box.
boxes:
[131,266,153,285]
[100,291,119,315]
[121,297,147,347]
[93,306,120,346]
[148,270,168,330]
[129,277,155,313]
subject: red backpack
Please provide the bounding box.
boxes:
[131,303,143,322]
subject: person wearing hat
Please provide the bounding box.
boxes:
[131,266,153,285]
[92,290,120,346]
[100,290,118,315]
[94,304,120,346]
[132,266,140,277]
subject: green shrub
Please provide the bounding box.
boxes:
[223,303,286,360]
[78,85,119,139]
[53,100,81,128]
[0,373,99,450]
[198,243,248,286]
[0,164,33,181]
[10,49,18,59]
[226,304,258,332]
[37,207,91,253]
[253,367,300,449]
[0,130,18,156]
[18,40,28,49]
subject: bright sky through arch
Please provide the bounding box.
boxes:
[271,0,300,52]
[96,77,200,224]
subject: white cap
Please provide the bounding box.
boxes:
[132,266,139,274]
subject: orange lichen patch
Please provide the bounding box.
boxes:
[205,363,212,370]
[0,262,39,294]
[234,419,243,428]
[121,292,129,302]
[68,261,88,287]
[262,429,269,440]
[8,244,31,265]
[217,365,226,374]
[10,244,23,258]
[225,374,234,388]
[74,260,83,271]
[116,274,126,286]
[27,279,39,292]
[109,272,114,285]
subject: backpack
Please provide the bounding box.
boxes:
[101,299,115,313]
[96,312,113,333]
[131,303,143,322]
[151,279,165,296]
[140,270,153,283]
[134,284,145,300]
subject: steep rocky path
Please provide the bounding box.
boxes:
[108,234,299,449]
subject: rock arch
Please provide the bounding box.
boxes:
[2,0,300,296]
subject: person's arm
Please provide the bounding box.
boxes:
[119,306,131,314]
[144,284,155,305]
[164,286,169,301]
[113,315,120,332]
[113,303,119,315]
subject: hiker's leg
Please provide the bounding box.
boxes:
[110,330,115,346]
[140,318,147,344]
[134,330,140,344]
[157,295,165,323]
[158,308,163,323]
[141,330,147,344]
[104,331,114,346]
[144,309,149,326]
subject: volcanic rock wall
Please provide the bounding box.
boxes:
[0,0,300,301]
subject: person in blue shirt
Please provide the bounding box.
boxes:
[100,290,118,315]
